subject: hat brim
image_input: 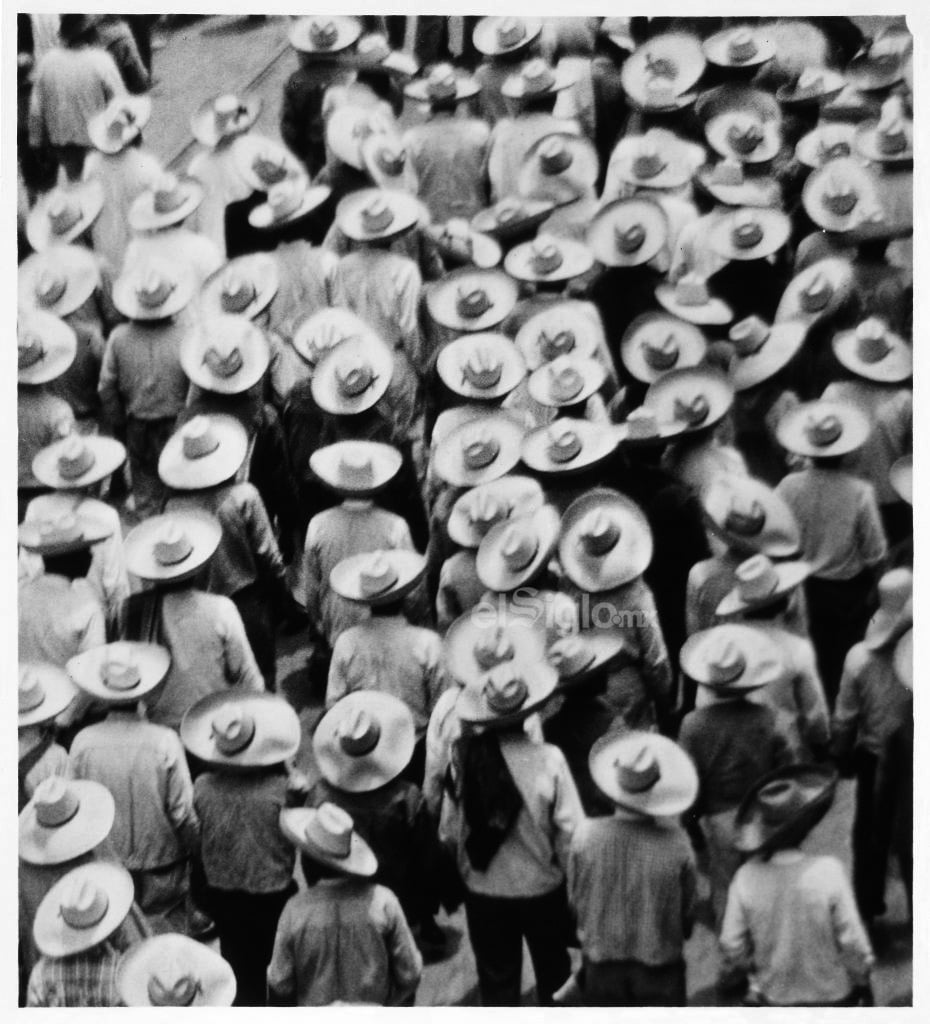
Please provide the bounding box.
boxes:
[18,312,78,386]
[125,511,222,583]
[118,934,237,1007]
[311,335,394,416]
[655,284,733,326]
[436,334,527,401]
[25,182,104,251]
[693,165,782,209]
[471,198,556,242]
[586,198,668,268]
[336,188,422,243]
[444,611,548,689]
[314,691,415,792]
[550,628,628,688]
[311,440,403,497]
[527,356,606,409]
[501,64,575,101]
[504,239,594,284]
[19,663,77,728]
[428,225,502,270]
[515,303,600,371]
[559,489,654,593]
[405,77,480,104]
[472,17,542,57]
[476,505,561,592]
[67,642,171,704]
[702,474,800,558]
[589,731,698,817]
[248,184,332,229]
[521,418,620,476]
[776,75,846,107]
[731,320,809,392]
[854,122,914,165]
[775,400,872,459]
[34,861,133,957]
[87,96,152,154]
[34,436,125,491]
[232,134,305,194]
[112,272,195,322]
[289,16,363,55]
[201,254,280,321]
[329,550,426,606]
[734,764,838,854]
[448,475,544,549]
[426,269,519,333]
[432,412,526,488]
[801,158,881,233]
[180,692,301,769]
[621,312,708,384]
[191,94,262,149]
[643,366,735,435]
[795,125,858,168]
[702,30,775,68]
[456,660,558,727]
[894,629,912,690]
[707,208,791,261]
[180,318,271,396]
[158,415,250,490]
[20,782,116,866]
[679,623,781,690]
[716,561,812,618]
[128,180,204,233]
[280,807,378,876]
[18,514,112,556]
[889,455,912,505]
[832,328,911,384]
[19,247,100,319]
[864,601,912,652]
[609,150,693,191]
[621,33,706,109]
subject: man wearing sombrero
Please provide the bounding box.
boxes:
[473,17,544,124]
[18,665,74,813]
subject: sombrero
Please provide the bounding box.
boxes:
[426,267,519,333]
[845,32,910,93]
[18,310,77,385]
[289,15,362,56]
[693,160,781,208]
[336,188,421,243]
[521,418,619,476]
[608,128,703,191]
[517,133,599,205]
[118,934,236,1007]
[775,258,854,323]
[775,399,871,458]
[716,553,812,618]
[707,206,791,261]
[889,454,912,505]
[514,302,601,370]
[643,366,735,434]
[456,659,558,729]
[679,623,784,693]
[128,173,204,232]
[18,510,111,557]
[201,253,279,321]
[621,32,706,111]
[111,261,194,321]
[432,410,525,487]
[586,197,668,268]
[471,196,557,242]
[26,180,104,251]
[310,332,393,416]
[361,134,418,193]
[444,610,548,689]
[476,504,561,592]
[801,157,882,233]
[776,66,846,106]
[232,133,304,193]
[436,333,527,401]
[158,414,249,490]
[616,407,689,448]
[832,318,911,384]
[703,25,776,69]
[472,16,542,57]
[405,63,480,105]
[33,435,125,492]
[589,731,698,817]
[67,642,171,705]
[702,473,800,558]
[87,95,152,155]
[448,475,544,549]
[426,219,502,270]
[19,244,100,319]
[310,440,402,498]
[558,488,653,593]
[314,691,415,793]
[191,93,261,149]
[180,315,270,395]
[248,176,332,230]
[527,354,606,409]
[547,628,628,688]
[19,778,115,866]
[706,109,782,165]
[180,691,301,769]
[329,549,426,606]
[795,122,858,168]
[501,59,575,102]
[124,511,222,584]
[504,234,594,285]
[347,33,419,80]
[655,273,733,326]
[326,104,393,172]
[727,315,809,391]
[280,804,377,877]
[18,663,77,729]
[621,312,708,384]
[734,763,838,854]
[855,114,913,165]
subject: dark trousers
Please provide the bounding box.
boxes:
[583,958,686,1007]
[464,884,573,1006]
[232,581,277,691]
[125,416,176,517]
[852,748,891,922]
[203,883,295,1006]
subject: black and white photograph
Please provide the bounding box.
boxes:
[12,7,917,1010]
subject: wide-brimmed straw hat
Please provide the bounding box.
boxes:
[292,308,376,368]
[457,659,558,728]
[616,407,689,448]
[361,134,418,193]
[706,108,782,165]
[201,254,279,321]
[608,128,703,191]
[504,234,593,285]
[124,511,222,584]
[707,207,791,261]
[864,568,912,651]
[191,92,261,149]
[521,418,619,476]
[589,731,698,817]
[326,104,393,172]
[437,334,526,401]
[289,15,362,56]
[181,692,301,769]
[832,318,911,383]
[693,160,781,208]
[314,691,415,793]
[158,414,249,490]
[734,764,838,854]
[472,16,542,57]
[448,476,544,548]
[426,219,502,270]
[621,312,707,384]
[476,505,561,592]
[801,157,882,233]
[517,133,599,205]
[329,550,426,606]
[515,302,601,371]
[547,628,628,688]
[586,197,668,268]
[118,934,236,1007]
[444,610,548,688]
[406,63,480,105]
[621,32,706,111]
[472,197,557,242]
[559,488,653,593]
[19,663,76,729]
[26,180,104,251]
[527,354,606,409]
[643,366,734,434]
[845,31,911,93]
[426,267,519,333]
[232,133,304,193]
[87,95,152,154]
[337,188,421,243]
[310,440,402,498]
[894,629,912,691]
[34,862,134,957]
[502,59,575,102]
[855,113,913,165]
[821,84,882,124]
[18,509,111,557]
[889,454,912,505]
[680,623,784,694]
[655,274,733,326]
[703,473,800,557]
[180,315,270,395]
[727,315,809,391]
[248,176,332,230]
[111,261,194,321]
[19,778,115,866]
[19,245,100,319]
[349,33,418,80]
[776,66,846,107]
[18,310,77,386]
[67,641,171,705]
[432,411,525,487]
[795,122,858,168]
[129,173,204,232]
[775,258,854,323]
[703,25,776,68]
[716,553,812,617]
[280,804,377,877]
[310,332,394,416]
[776,399,871,458]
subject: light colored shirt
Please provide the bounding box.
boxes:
[436,551,484,634]
[187,142,253,259]
[832,641,913,759]
[486,114,580,203]
[267,879,422,1006]
[776,468,887,580]
[122,228,223,297]
[720,851,874,1005]
[148,588,264,731]
[19,733,70,803]
[569,815,697,966]
[18,388,75,489]
[27,945,123,1007]
[70,711,199,870]
[403,115,490,223]
[266,241,337,351]
[326,616,448,737]
[19,574,105,669]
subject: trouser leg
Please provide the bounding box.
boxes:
[464,889,524,1006]
[520,884,573,1006]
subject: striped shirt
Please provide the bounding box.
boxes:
[27,944,123,1007]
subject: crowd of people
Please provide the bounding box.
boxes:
[17,12,913,1009]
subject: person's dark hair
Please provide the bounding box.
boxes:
[370,597,406,617]
[43,548,93,580]
[810,454,846,470]
[741,594,792,621]
[301,852,346,886]
[59,14,96,46]
[519,93,558,115]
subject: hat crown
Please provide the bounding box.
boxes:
[579,509,620,557]
[427,65,458,100]
[726,115,764,154]
[674,272,710,306]
[616,744,661,793]
[35,512,83,545]
[306,803,354,858]
[494,200,522,225]
[725,497,766,536]
[153,522,194,567]
[60,878,109,929]
[468,491,505,532]
[268,179,304,220]
[101,645,142,692]
[34,777,81,828]
[136,271,176,309]
[757,778,807,824]
[855,318,892,363]
[19,669,47,713]
[462,430,500,470]
[36,268,68,308]
[375,142,406,176]
[56,436,96,479]
[210,705,256,754]
[483,664,530,713]
[457,286,493,319]
[644,51,678,81]
[800,271,832,311]
[736,554,780,601]
[359,553,399,596]
[530,238,564,275]
[220,272,257,313]
[361,197,395,233]
[818,135,851,161]
[797,67,825,94]
[148,971,202,1007]
[213,93,246,132]
[823,174,859,215]
[877,567,912,615]
[710,158,744,186]
[804,411,843,447]
[335,354,375,398]
[673,392,710,426]
[497,18,526,49]
[706,637,747,683]
[309,19,339,49]
[338,707,382,756]
[539,328,575,360]
[625,407,660,439]
[878,116,907,154]
[253,149,289,186]
[549,636,596,678]
[547,424,583,463]
[462,345,504,390]
[548,358,585,402]
[632,140,667,180]
[500,523,539,571]
[180,416,222,460]
[153,174,186,214]
[18,328,46,369]
[520,59,555,94]
[729,315,770,356]
[616,221,646,254]
[728,28,758,62]
[203,340,245,379]
[337,449,375,487]
[539,137,573,175]
[48,195,82,235]
[473,627,516,670]
[642,332,680,371]
[731,214,764,249]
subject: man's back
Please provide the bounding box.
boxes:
[19,573,104,668]
[404,117,491,222]
[30,45,124,147]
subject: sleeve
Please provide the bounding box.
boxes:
[382,888,423,1005]
[718,867,753,985]
[302,529,323,631]
[422,691,454,819]
[79,599,107,653]
[219,598,265,692]
[633,583,675,726]
[325,636,350,708]
[239,486,287,585]
[27,67,47,149]
[99,48,128,103]
[435,559,460,635]
[397,263,425,375]
[163,733,200,854]
[680,842,699,939]
[685,563,707,636]
[26,963,55,1008]
[827,859,875,984]
[109,24,149,93]
[265,902,297,1003]
[856,483,888,568]
[565,823,587,923]
[791,654,831,757]
[549,748,585,873]
[423,635,450,716]
[831,648,863,760]
[97,333,126,435]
